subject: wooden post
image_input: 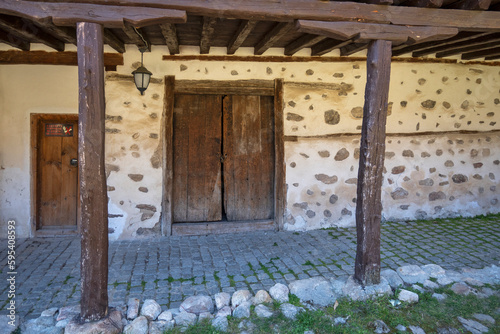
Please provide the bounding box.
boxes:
[77,22,109,321]
[354,40,392,286]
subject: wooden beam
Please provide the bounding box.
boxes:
[297,20,458,44]
[0,28,29,50]
[0,50,123,69]
[200,16,217,54]
[103,28,125,53]
[159,23,179,55]
[446,0,492,10]
[462,46,500,59]
[485,55,500,60]
[400,0,444,8]
[254,22,294,55]
[355,39,392,287]
[0,0,186,29]
[174,79,275,96]
[39,0,500,31]
[359,0,394,4]
[341,42,369,56]
[76,21,108,322]
[274,78,285,231]
[123,22,149,51]
[162,75,175,236]
[284,34,327,56]
[311,38,354,56]
[34,18,76,44]
[227,20,257,55]
[0,14,64,51]
[434,37,500,57]
[392,31,489,56]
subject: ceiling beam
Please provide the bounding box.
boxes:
[34,18,76,44]
[446,0,492,10]
[311,38,355,56]
[400,0,444,8]
[254,22,294,55]
[485,55,500,60]
[284,34,327,56]
[0,14,64,51]
[438,40,500,57]
[38,0,500,31]
[0,28,29,50]
[200,16,217,54]
[159,23,179,55]
[392,31,489,56]
[227,20,257,55]
[0,0,186,29]
[123,22,150,51]
[341,42,369,56]
[416,33,500,57]
[462,46,500,59]
[103,29,125,53]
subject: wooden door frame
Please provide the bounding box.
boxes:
[30,113,80,237]
[161,77,285,236]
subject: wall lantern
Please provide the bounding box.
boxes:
[132,50,152,95]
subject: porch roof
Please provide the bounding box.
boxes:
[0,0,499,61]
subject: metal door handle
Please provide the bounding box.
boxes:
[70,158,78,166]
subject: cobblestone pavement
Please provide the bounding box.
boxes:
[1,215,499,321]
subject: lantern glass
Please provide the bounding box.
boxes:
[132,66,152,95]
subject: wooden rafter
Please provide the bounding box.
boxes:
[254,22,294,55]
[0,14,64,51]
[341,42,370,56]
[159,23,179,55]
[436,40,500,57]
[311,38,355,56]
[446,0,492,10]
[123,22,150,51]
[34,18,76,44]
[0,28,29,50]
[414,32,500,57]
[284,34,327,56]
[227,20,257,55]
[400,0,444,8]
[103,28,125,53]
[462,45,500,59]
[359,0,394,4]
[200,16,217,54]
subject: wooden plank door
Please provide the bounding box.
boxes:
[223,95,275,221]
[173,94,223,222]
[37,117,79,229]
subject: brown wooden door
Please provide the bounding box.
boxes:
[172,94,274,223]
[223,95,274,221]
[37,116,79,229]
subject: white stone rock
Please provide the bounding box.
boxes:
[232,302,251,319]
[65,309,123,334]
[198,312,213,321]
[373,320,390,333]
[253,290,272,304]
[270,283,289,303]
[364,277,393,298]
[330,279,345,296]
[423,280,439,289]
[457,317,489,334]
[123,315,148,334]
[409,325,426,334]
[255,304,274,318]
[397,265,429,284]
[396,324,407,332]
[451,282,472,296]
[55,319,70,328]
[432,293,447,301]
[381,269,404,289]
[334,317,347,325]
[140,299,162,320]
[174,311,197,327]
[473,313,495,325]
[56,304,80,322]
[437,276,455,286]
[436,328,461,334]
[180,295,214,315]
[167,308,181,317]
[304,331,315,334]
[41,308,59,318]
[398,289,419,303]
[157,310,173,322]
[214,292,231,310]
[463,277,484,287]
[216,306,232,318]
[126,298,140,320]
[212,316,228,332]
[290,277,338,306]
[421,264,446,278]
[342,276,367,301]
[411,284,425,293]
[280,303,300,320]
[231,290,252,308]
[148,320,174,334]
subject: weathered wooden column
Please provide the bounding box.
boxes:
[354,40,392,286]
[77,22,109,321]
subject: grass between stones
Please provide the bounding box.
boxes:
[163,284,499,334]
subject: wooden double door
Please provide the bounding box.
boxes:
[173,94,275,223]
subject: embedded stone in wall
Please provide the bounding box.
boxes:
[306,210,316,218]
[136,204,157,221]
[231,70,238,76]
[139,187,148,193]
[106,115,123,122]
[267,67,273,75]
[128,174,144,182]
[288,101,296,108]
[106,164,120,179]
[324,210,332,217]
[150,142,162,169]
[136,222,160,236]
[324,110,340,125]
[461,100,469,110]
[106,128,121,134]
[402,150,414,158]
[392,166,405,174]
[334,148,349,161]
[452,174,468,184]
[471,149,479,157]
[300,153,309,158]
[442,102,451,109]
[130,144,139,151]
[333,73,344,78]
[421,152,430,158]
[421,100,436,109]
[429,191,446,201]
[400,101,407,107]
[345,178,357,185]
[306,69,314,75]
[287,113,303,122]
[391,187,409,200]
[385,152,395,159]
[318,150,330,158]
[418,78,426,85]
[354,148,360,159]
[180,64,188,71]
[329,194,339,204]
[108,186,115,191]
[444,160,454,167]
[341,208,352,216]
[474,162,483,168]
[351,107,363,119]
[473,174,482,180]
[419,178,434,186]
[150,133,158,139]
[293,202,308,210]
[315,174,338,184]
